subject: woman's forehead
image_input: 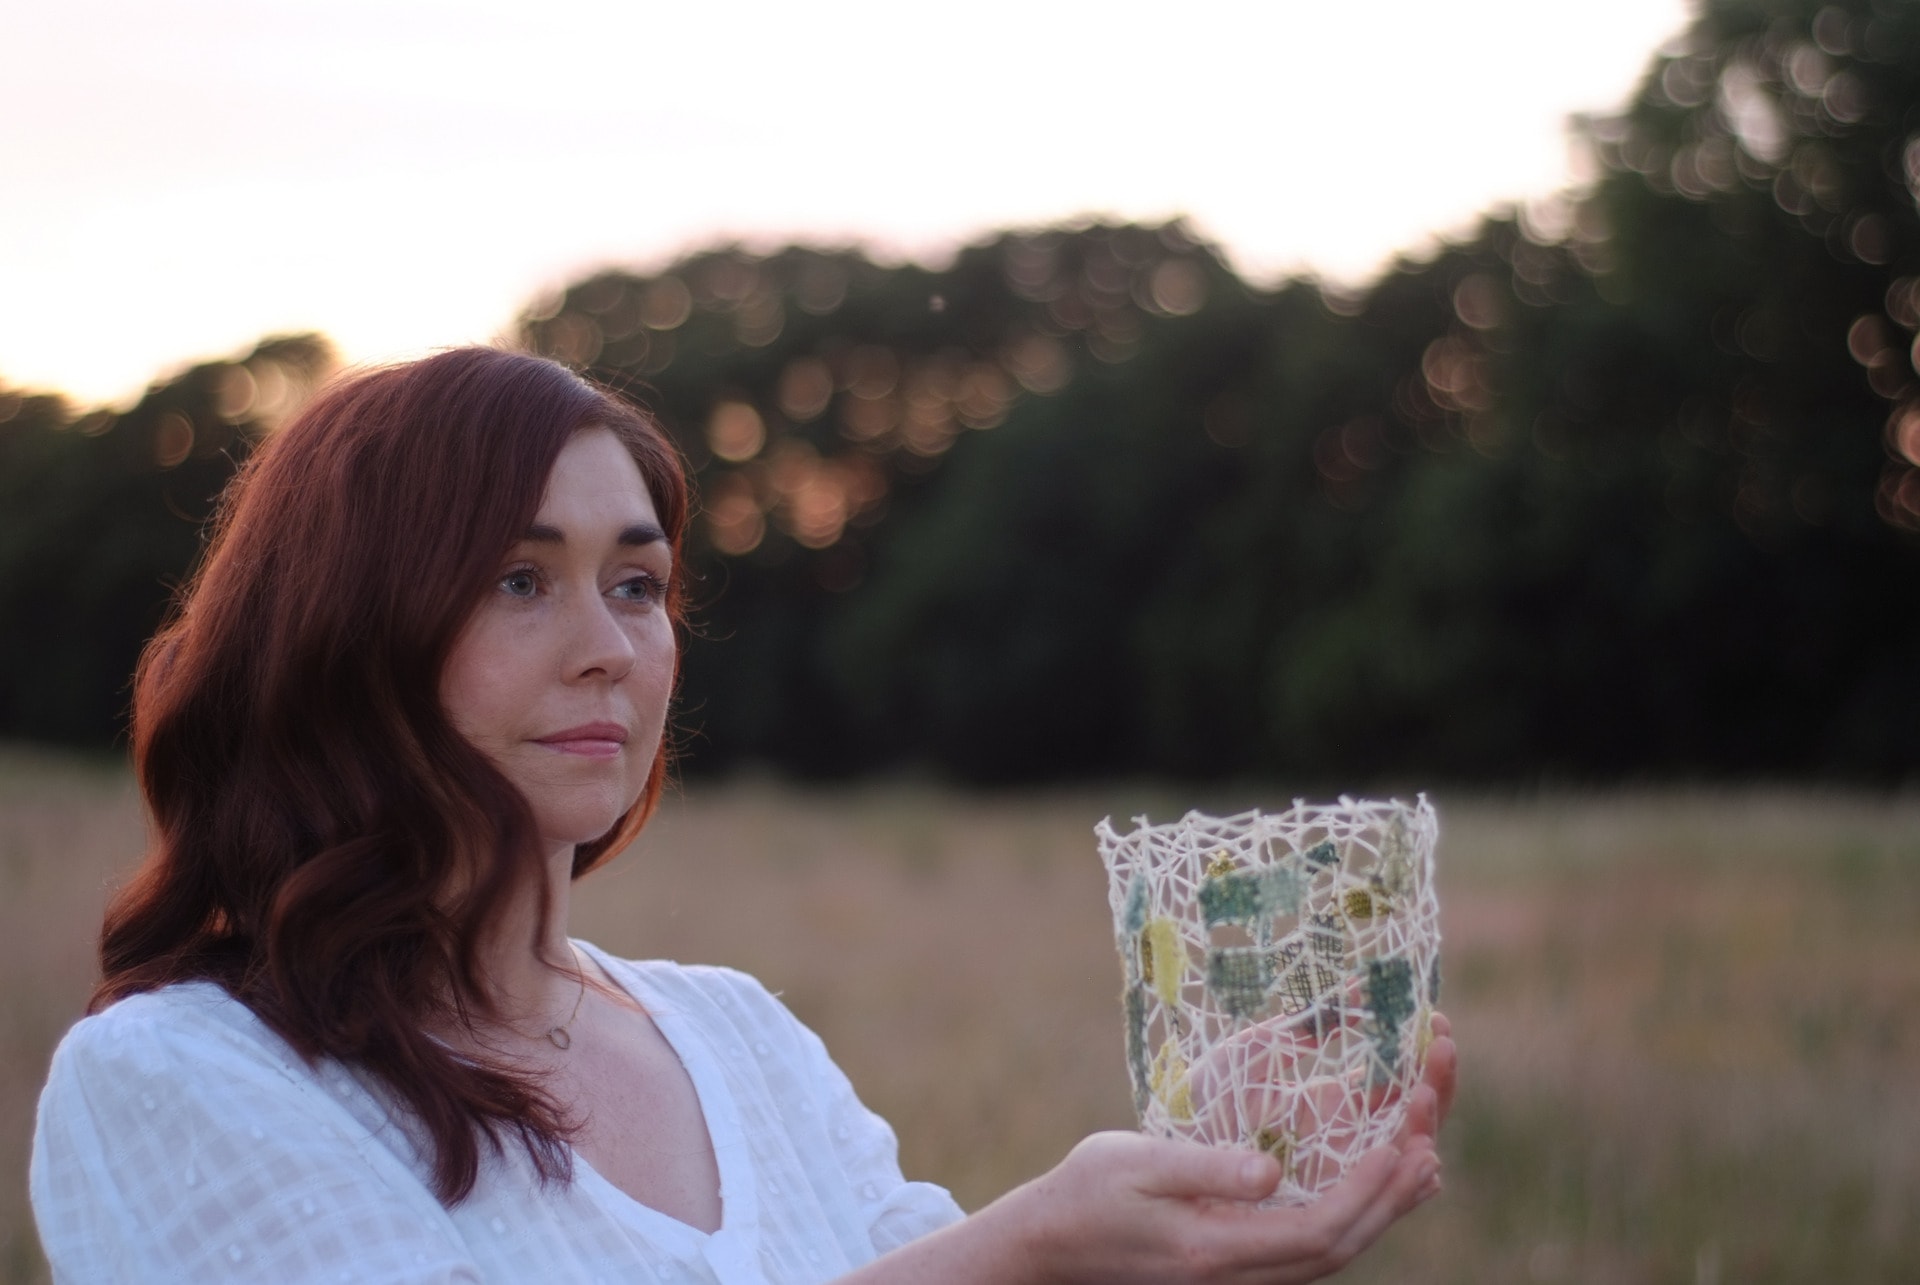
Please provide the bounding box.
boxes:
[531,429,660,528]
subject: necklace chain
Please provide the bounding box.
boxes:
[544,957,588,1051]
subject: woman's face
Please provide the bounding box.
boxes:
[440,428,676,856]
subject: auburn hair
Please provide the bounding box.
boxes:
[95,347,689,1203]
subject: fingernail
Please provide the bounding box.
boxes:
[1416,1174,1442,1204]
[1241,1157,1269,1186]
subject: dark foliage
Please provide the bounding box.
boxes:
[0,336,337,746]
[7,0,1918,781]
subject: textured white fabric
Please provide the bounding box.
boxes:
[31,943,964,1284]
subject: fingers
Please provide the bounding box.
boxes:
[1422,1014,1459,1129]
[1208,1141,1429,1276]
[1132,1137,1282,1203]
[1396,1083,1439,1148]
[1325,1142,1441,1266]
[1293,1142,1400,1230]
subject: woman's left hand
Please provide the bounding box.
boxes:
[838,1013,1459,1285]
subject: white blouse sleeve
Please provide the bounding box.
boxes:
[699,968,967,1256]
[31,987,480,1284]
[795,1022,968,1256]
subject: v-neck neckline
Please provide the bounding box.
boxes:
[567,942,762,1253]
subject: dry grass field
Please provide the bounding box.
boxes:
[3,748,1916,1283]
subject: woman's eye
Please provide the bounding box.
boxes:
[611,573,665,604]
[500,570,538,598]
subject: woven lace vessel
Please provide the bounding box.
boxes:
[1097,797,1441,1205]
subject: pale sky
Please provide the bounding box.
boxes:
[4,0,1692,407]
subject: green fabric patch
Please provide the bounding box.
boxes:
[1199,871,1262,925]
[1124,983,1149,1114]
[1366,957,1416,1080]
[1199,865,1301,925]
[1122,871,1149,935]
[1207,947,1275,1018]
[1259,864,1302,917]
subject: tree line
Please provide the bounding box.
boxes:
[4,0,1916,783]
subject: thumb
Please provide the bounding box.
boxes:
[1135,1138,1280,1202]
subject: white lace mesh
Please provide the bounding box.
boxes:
[1096,797,1441,1206]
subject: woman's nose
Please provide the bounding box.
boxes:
[564,592,636,682]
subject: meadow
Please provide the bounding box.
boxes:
[3,749,1915,1283]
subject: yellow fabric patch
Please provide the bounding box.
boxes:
[1344,886,1391,920]
[1140,917,1185,1008]
[1255,1126,1297,1178]
[1149,1038,1194,1121]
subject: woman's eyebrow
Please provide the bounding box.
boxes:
[520,521,666,547]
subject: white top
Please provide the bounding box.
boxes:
[30,943,965,1284]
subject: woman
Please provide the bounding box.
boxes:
[31,347,1455,1282]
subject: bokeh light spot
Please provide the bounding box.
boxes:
[703,471,766,556]
[213,365,257,423]
[734,293,785,347]
[1889,404,1920,468]
[1149,259,1207,317]
[640,278,694,331]
[1004,238,1064,303]
[954,364,1013,430]
[777,358,834,422]
[840,394,900,443]
[153,412,194,469]
[1847,315,1892,367]
[845,346,900,401]
[706,401,766,463]
[1452,275,1504,330]
[1848,214,1890,265]
[1786,45,1831,98]
[246,361,293,429]
[1003,333,1071,395]
[1421,337,1491,412]
[1821,71,1867,125]
[1886,278,1920,330]
[794,260,849,316]
[544,314,604,368]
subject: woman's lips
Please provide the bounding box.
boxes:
[534,723,628,758]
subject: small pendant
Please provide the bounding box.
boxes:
[546,1026,572,1050]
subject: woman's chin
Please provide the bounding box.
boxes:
[534,797,640,853]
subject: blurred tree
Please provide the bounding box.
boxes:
[0,336,336,745]
[520,0,1920,783]
[1303,0,1920,776]
[521,227,1271,778]
[9,1,1917,783]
